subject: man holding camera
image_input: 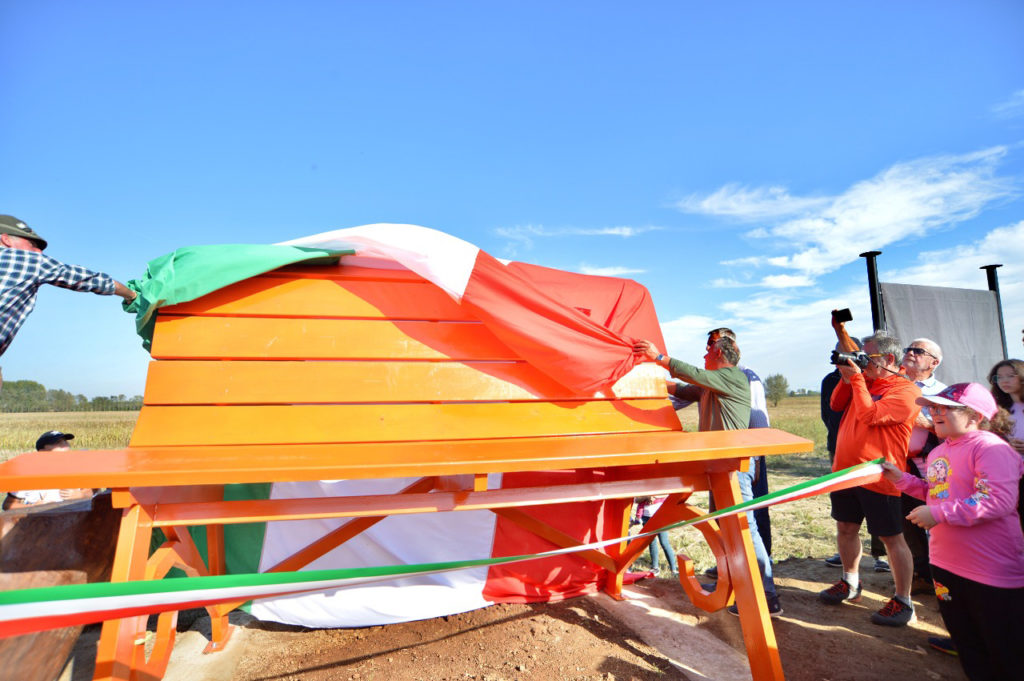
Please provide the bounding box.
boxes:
[820,332,921,627]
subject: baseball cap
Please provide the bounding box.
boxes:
[0,215,48,250]
[36,430,75,450]
[915,382,997,420]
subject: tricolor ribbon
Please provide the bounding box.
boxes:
[0,458,884,638]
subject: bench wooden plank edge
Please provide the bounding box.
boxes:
[0,429,813,490]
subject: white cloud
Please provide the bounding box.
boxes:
[681,146,1016,280]
[887,220,1024,346]
[709,277,753,288]
[677,184,830,219]
[719,256,767,267]
[708,273,814,289]
[577,263,646,277]
[992,89,1024,119]
[495,223,663,255]
[760,274,815,288]
[890,220,1024,287]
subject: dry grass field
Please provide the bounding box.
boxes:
[0,411,138,462]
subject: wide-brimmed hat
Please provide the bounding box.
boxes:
[0,215,47,250]
[915,382,997,420]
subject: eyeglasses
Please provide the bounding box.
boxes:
[866,353,885,359]
[930,404,968,416]
[992,373,1018,382]
[903,347,937,359]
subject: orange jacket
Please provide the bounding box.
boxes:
[830,372,921,496]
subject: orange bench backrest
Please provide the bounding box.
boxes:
[130,265,678,448]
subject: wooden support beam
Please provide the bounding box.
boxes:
[150,477,694,527]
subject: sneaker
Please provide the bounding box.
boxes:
[871,597,915,627]
[823,553,842,568]
[928,636,957,656]
[819,579,862,604]
[873,558,891,573]
[728,595,783,618]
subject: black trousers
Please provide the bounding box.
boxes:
[930,564,1024,681]
[901,493,930,576]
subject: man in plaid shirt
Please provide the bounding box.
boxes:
[0,215,137,365]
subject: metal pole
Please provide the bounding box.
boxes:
[860,251,884,332]
[981,264,1008,359]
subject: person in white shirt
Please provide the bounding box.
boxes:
[900,338,947,588]
[2,431,92,509]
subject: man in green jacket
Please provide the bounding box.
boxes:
[633,336,751,431]
[633,336,783,615]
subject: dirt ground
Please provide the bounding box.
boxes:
[65,555,965,681]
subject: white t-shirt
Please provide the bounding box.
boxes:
[1010,402,1024,441]
[10,489,63,505]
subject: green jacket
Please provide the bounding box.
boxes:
[668,359,751,432]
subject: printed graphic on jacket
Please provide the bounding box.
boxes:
[927,457,951,500]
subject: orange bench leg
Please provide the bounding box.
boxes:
[708,470,785,681]
[93,504,154,681]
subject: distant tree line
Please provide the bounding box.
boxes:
[0,380,143,413]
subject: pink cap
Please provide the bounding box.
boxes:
[915,382,998,420]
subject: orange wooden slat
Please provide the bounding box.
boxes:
[0,429,814,489]
[127,399,680,446]
[160,276,471,321]
[149,316,517,360]
[140,360,663,404]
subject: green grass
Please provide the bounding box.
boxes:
[3,396,854,569]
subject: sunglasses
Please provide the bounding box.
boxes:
[992,373,1018,382]
[903,347,937,359]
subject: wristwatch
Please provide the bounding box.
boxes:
[656,354,665,363]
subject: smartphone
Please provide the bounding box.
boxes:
[832,308,853,323]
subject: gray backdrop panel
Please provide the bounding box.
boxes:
[879,282,1005,385]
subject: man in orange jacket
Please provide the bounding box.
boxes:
[819,331,921,627]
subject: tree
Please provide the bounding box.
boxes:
[764,374,789,407]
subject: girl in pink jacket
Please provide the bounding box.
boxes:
[882,382,1024,681]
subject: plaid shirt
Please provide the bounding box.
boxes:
[0,247,115,356]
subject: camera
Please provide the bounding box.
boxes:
[830,350,871,369]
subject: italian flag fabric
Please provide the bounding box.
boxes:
[279,224,663,394]
[122,224,664,628]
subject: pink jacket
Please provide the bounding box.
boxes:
[896,429,1024,588]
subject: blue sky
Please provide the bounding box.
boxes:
[2,1,1022,397]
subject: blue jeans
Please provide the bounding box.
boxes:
[641,516,678,573]
[737,457,777,598]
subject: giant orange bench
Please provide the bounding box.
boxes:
[0,262,812,681]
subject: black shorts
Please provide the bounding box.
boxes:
[830,487,903,537]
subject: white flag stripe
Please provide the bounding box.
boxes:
[278,223,480,300]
